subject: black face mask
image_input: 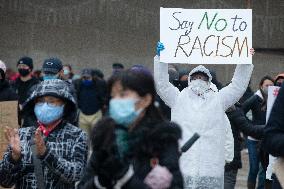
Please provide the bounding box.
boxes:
[18,68,30,77]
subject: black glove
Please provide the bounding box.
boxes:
[95,149,130,187]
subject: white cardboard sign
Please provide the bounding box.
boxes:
[160,8,252,64]
[266,86,280,123]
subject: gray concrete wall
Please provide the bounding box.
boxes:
[0,0,283,90]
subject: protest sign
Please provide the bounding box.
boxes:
[266,86,280,122]
[0,101,18,159]
[160,8,252,64]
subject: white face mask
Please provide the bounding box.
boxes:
[189,79,210,96]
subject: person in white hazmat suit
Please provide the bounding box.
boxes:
[154,42,254,189]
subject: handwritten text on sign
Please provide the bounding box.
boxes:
[160,8,252,64]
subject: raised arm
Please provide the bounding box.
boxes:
[219,64,254,111]
[154,56,180,108]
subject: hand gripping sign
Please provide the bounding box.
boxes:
[160,8,252,64]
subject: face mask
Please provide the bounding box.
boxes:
[63,69,70,75]
[189,79,210,96]
[18,68,30,77]
[109,98,143,126]
[43,75,58,80]
[34,103,64,125]
[262,87,268,96]
[82,79,93,86]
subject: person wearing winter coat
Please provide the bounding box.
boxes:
[12,56,40,127]
[242,75,274,189]
[74,68,107,136]
[262,82,284,189]
[154,42,254,188]
[0,60,18,101]
[0,79,88,189]
[77,67,183,189]
[225,103,265,189]
[274,73,284,87]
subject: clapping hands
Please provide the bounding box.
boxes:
[4,127,21,161]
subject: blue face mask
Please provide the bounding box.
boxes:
[34,103,64,125]
[82,79,93,86]
[109,98,142,126]
[43,75,58,80]
[63,69,70,75]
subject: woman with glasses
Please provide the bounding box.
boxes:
[0,79,88,189]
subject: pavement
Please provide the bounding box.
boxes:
[236,150,249,189]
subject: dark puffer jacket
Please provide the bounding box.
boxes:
[0,80,18,101]
[77,117,183,189]
[263,83,284,189]
[0,79,88,189]
[263,83,284,156]
[242,93,267,125]
[225,104,264,171]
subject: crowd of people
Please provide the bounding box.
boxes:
[0,42,283,189]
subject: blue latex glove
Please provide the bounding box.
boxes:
[156,42,165,56]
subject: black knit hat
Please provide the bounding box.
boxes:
[17,56,34,70]
[42,57,63,75]
[112,63,124,69]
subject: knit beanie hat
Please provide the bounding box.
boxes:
[17,56,34,70]
[42,57,63,75]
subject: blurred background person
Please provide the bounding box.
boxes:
[242,75,274,189]
[13,56,39,127]
[42,57,63,80]
[74,68,107,138]
[274,73,284,87]
[263,82,284,189]
[112,62,124,75]
[0,60,18,101]
[92,68,105,81]
[6,68,19,83]
[225,102,265,189]
[61,64,75,83]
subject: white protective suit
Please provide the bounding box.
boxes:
[154,56,253,189]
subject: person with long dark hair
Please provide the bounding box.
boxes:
[78,67,183,189]
[242,75,274,189]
